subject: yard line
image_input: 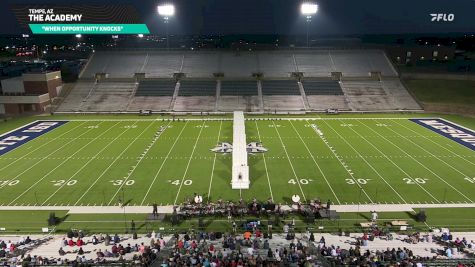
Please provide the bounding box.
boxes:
[8,121,119,205]
[254,121,274,202]
[272,120,307,202]
[141,121,188,205]
[0,122,87,172]
[360,119,472,202]
[289,120,339,204]
[381,119,473,180]
[392,119,475,168]
[107,121,165,205]
[321,120,414,203]
[173,121,206,205]
[0,121,106,191]
[207,121,224,201]
[42,121,142,205]
[310,120,373,203]
[75,121,161,205]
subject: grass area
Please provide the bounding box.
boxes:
[3,208,475,234]
[404,79,475,108]
[0,113,474,233]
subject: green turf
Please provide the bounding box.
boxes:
[404,79,475,108]
[0,115,474,207]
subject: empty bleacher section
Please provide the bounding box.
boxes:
[134,80,176,96]
[57,81,95,111]
[218,80,260,111]
[182,53,219,78]
[220,52,258,77]
[257,52,295,78]
[56,49,420,113]
[58,82,136,112]
[381,78,421,110]
[79,50,397,80]
[261,80,305,111]
[341,81,398,111]
[301,80,343,95]
[301,80,349,110]
[174,80,217,111]
[128,80,177,111]
[144,53,182,78]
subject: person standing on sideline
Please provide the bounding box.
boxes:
[152,203,158,218]
[232,220,237,234]
[371,211,378,223]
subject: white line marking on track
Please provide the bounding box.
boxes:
[207,121,223,202]
[290,120,340,204]
[272,120,307,202]
[174,121,206,205]
[45,121,142,205]
[141,121,187,205]
[361,119,472,202]
[313,121,374,203]
[0,122,87,172]
[254,121,274,201]
[107,121,165,205]
[7,121,115,205]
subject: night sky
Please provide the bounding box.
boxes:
[0,0,474,35]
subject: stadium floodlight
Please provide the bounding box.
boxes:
[75,34,82,39]
[301,2,318,48]
[157,4,175,17]
[138,34,144,38]
[301,3,318,16]
[157,4,175,50]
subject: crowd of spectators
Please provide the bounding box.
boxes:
[2,227,475,266]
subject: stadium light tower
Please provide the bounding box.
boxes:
[157,4,175,49]
[301,2,318,48]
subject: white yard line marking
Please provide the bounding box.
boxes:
[322,120,413,203]
[0,122,87,171]
[207,121,223,201]
[360,119,473,202]
[107,121,164,205]
[0,122,105,191]
[141,121,188,205]
[8,121,118,205]
[173,121,206,205]
[254,121,274,201]
[289,120,339,204]
[383,119,473,181]
[272,120,307,202]
[393,119,475,168]
[311,120,373,203]
[43,121,142,205]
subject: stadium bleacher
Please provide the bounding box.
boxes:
[178,80,216,96]
[220,80,258,96]
[134,80,176,97]
[57,49,422,112]
[301,80,344,95]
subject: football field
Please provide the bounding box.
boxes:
[0,116,474,207]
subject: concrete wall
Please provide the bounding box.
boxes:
[0,77,24,94]
[0,93,49,104]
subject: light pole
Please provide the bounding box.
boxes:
[157,4,175,49]
[301,3,318,48]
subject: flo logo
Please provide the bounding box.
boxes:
[430,13,455,22]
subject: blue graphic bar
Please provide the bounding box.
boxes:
[410,118,475,151]
[0,121,68,156]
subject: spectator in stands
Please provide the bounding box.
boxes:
[113,234,120,244]
[58,247,66,256]
[105,234,111,246]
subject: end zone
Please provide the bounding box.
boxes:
[0,121,68,156]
